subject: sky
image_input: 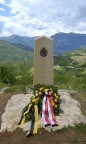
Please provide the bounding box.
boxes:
[0,0,86,37]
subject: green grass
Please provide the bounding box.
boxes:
[75,123,86,133]
[4,85,28,93]
[0,82,7,87]
[54,67,86,91]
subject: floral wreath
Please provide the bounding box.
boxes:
[18,84,61,137]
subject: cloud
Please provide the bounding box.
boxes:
[0,0,5,4]
[77,4,86,20]
[0,20,5,32]
[0,7,5,11]
[0,0,86,36]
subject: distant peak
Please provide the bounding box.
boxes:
[9,34,21,38]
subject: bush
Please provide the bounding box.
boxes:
[0,65,16,85]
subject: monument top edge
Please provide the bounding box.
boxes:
[35,35,53,41]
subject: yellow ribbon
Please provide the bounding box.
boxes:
[19,104,32,128]
[33,104,38,134]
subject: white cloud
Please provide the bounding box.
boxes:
[0,8,6,11]
[0,0,5,4]
[0,0,86,36]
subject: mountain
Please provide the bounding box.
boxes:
[0,40,33,61]
[12,43,34,52]
[0,33,86,53]
[51,33,86,53]
[0,34,35,50]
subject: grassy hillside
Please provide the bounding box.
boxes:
[54,47,86,90]
[0,40,33,61]
[0,47,86,91]
[70,47,86,64]
[54,47,86,66]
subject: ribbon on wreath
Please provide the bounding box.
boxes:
[26,104,38,137]
[18,103,32,128]
[18,103,38,137]
[42,92,58,127]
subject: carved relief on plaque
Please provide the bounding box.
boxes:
[40,47,48,57]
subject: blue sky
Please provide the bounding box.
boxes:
[0,0,86,36]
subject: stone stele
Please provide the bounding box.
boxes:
[33,36,54,85]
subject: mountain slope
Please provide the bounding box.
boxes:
[12,43,34,52]
[54,47,86,67]
[0,33,86,53]
[0,34,35,49]
[51,33,86,53]
[69,47,86,64]
[0,40,33,61]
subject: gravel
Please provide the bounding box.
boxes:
[0,89,86,133]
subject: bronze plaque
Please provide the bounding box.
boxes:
[40,48,48,57]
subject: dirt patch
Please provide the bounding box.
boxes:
[0,92,15,128]
[0,127,86,144]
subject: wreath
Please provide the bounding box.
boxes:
[18,84,61,137]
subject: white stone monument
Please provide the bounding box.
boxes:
[33,36,54,85]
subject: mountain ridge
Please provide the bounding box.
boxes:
[0,32,86,53]
[51,32,86,53]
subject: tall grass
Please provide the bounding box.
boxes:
[54,67,86,91]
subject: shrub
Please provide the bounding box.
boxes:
[0,65,16,85]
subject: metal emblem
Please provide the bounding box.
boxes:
[40,48,48,57]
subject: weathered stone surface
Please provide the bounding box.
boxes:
[33,36,54,85]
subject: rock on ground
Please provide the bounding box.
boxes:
[0,90,86,133]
